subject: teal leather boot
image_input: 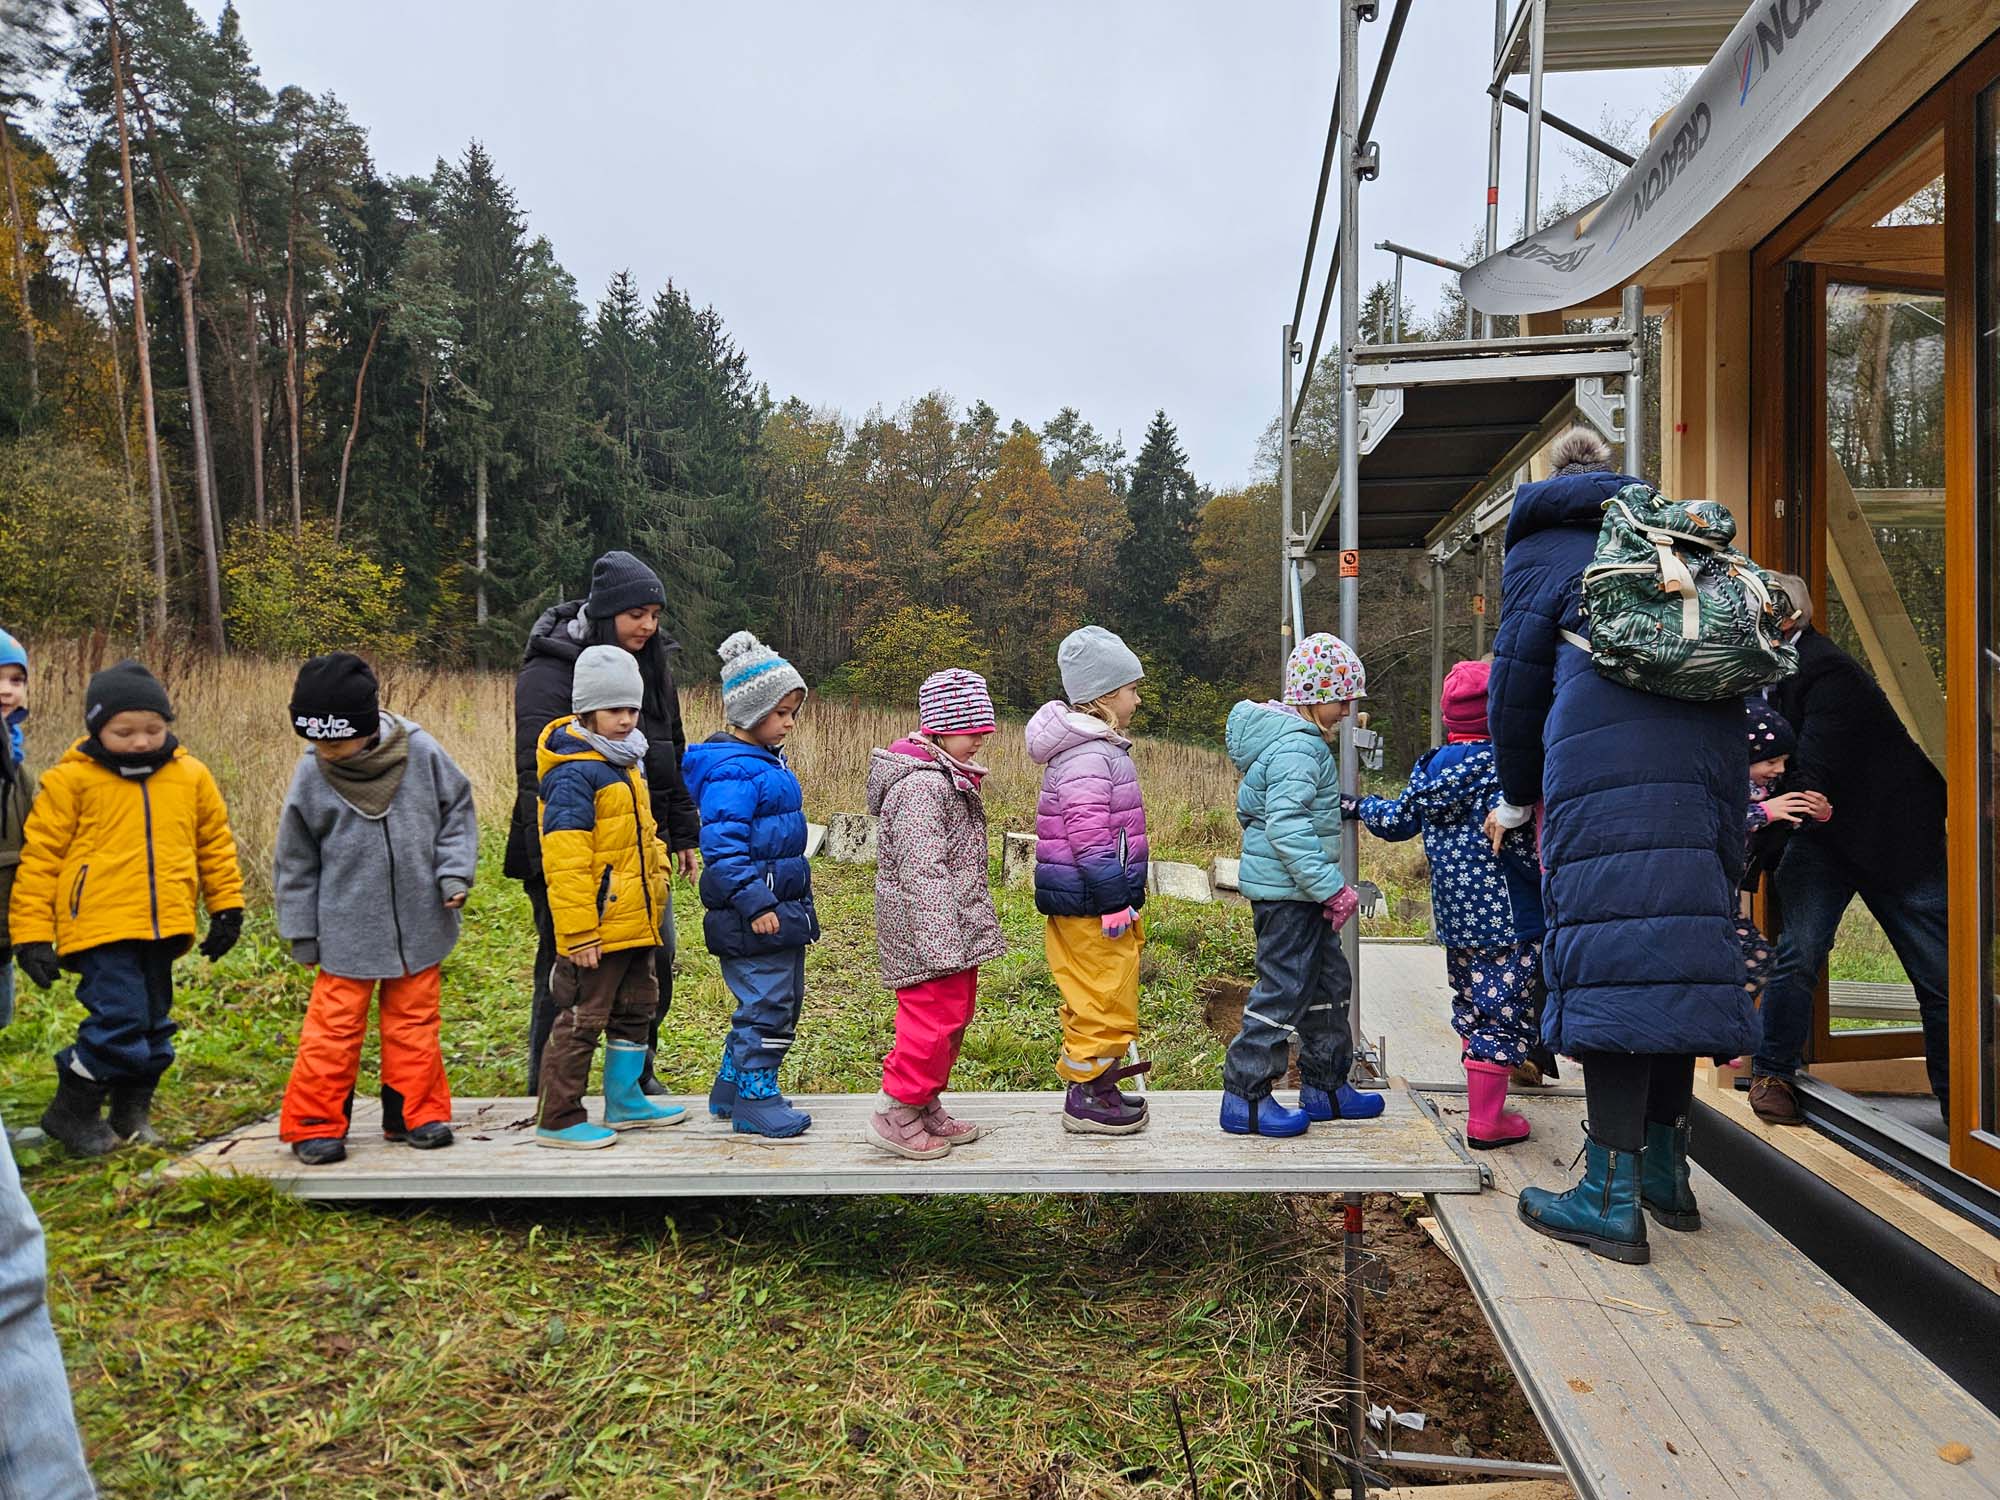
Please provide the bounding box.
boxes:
[602,1040,686,1130]
[1641,1115,1701,1232]
[1517,1130,1649,1264]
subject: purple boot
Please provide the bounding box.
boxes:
[1062,1060,1151,1135]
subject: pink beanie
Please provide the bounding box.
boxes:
[1441,659,1490,738]
[918,669,996,735]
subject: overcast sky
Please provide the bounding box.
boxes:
[202,2,1677,489]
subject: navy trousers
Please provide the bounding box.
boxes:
[65,939,179,1084]
[720,949,807,1075]
[1223,900,1354,1100]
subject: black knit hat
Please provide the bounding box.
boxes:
[1745,700,1796,762]
[84,659,173,731]
[586,550,665,618]
[290,652,380,741]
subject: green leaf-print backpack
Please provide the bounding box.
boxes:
[1560,484,1799,701]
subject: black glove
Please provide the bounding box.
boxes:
[1339,795,1361,820]
[17,942,60,990]
[199,908,244,962]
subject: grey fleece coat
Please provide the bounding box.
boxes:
[866,740,1005,990]
[273,715,479,980]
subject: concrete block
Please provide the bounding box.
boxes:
[1148,860,1214,903]
[1002,831,1038,887]
[802,822,828,859]
[1209,856,1242,891]
[826,812,878,864]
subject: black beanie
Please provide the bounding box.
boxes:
[290,652,381,741]
[586,550,665,619]
[84,659,174,732]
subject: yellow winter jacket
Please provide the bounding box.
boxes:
[11,739,243,955]
[536,717,670,957]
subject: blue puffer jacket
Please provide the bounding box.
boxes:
[681,733,818,958]
[1225,701,1344,903]
[1488,469,1754,1057]
[1353,741,1543,947]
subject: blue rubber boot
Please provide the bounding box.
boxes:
[535,1121,617,1150]
[603,1040,685,1130]
[708,1046,738,1119]
[1219,1091,1310,1138]
[1300,1083,1387,1122]
[1641,1116,1701,1232]
[732,1067,811,1138]
[1518,1130,1649,1264]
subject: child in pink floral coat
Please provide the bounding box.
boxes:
[864,669,1006,1159]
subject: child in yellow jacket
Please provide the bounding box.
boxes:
[10,661,243,1156]
[533,647,681,1148]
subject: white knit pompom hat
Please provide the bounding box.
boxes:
[718,631,807,728]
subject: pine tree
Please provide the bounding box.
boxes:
[1113,409,1201,663]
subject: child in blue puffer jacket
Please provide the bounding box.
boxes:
[682,632,819,1139]
[1345,659,1545,1150]
[1219,633,1385,1138]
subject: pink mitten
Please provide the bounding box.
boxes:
[1101,907,1135,939]
[1323,887,1360,929]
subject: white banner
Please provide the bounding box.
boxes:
[1460,0,1917,316]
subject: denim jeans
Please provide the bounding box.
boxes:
[0,1117,94,1498]
[1222,901,1354,1100]
[1752,833,1951,1103]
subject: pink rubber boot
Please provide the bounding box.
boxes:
[1465,1059,1531,1150]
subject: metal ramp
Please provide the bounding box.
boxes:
[166,1088,1483,1200]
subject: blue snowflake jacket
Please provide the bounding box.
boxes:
[1351,741,1545,948]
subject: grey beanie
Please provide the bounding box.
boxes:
[572,645,645,715]
[586,550,666,619]
[1058,625,1144,705]
[718,630,807,728]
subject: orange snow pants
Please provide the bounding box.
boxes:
[280,966,452,1142]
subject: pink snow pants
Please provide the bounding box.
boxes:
[881,968,979,1106]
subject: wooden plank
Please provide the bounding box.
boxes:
[1431,1094,2000,1499]
[164,1089,1481,1201]
[1705,254,1751,511]
[1796,223,1944,275]
[1671,283,1708,503]
[1823,446,1947,763]
[1702,1084,2000,1296]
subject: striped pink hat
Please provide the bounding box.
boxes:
[918,669,996,735]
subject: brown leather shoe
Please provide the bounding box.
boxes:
[1748,1074,1805,1126]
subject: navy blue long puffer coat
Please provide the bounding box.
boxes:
[1487,469,1756,1057]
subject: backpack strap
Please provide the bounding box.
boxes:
[1651,535,1702,640]
[1560,629,1592,652]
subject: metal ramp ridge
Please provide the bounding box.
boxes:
[1292,327,1634,559]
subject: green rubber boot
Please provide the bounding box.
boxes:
[1641,1115,1701,1232]
[1517,1129,1649,1264]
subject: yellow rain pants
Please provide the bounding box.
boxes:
[1045,914,1144,1082]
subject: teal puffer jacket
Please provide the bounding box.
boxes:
[1226,701,1344,903]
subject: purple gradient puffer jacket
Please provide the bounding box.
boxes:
[1025,702,1149,918]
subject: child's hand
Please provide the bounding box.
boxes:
[17,943,59,990]
[1761,792,1820,827]
[1483,808,1507,854]
[674,847,701,881]
[442,891,468,910]
[571,942,602,970]
[1339,795,1361,820]
[750,911,781,936]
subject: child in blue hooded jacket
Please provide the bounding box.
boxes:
[682,632,819,1138]
[1346,659,1545,1149]
[1219,633,1385,1138]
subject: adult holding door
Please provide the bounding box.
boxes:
[1485,429,1755,1267]
[505,551,701,1096]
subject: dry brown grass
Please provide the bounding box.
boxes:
[22,642,1247,894]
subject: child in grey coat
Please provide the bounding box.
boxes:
[273,654,478,1165]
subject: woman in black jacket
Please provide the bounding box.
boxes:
[505,550,701,1094]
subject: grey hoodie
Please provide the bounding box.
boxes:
[272,714,479,980]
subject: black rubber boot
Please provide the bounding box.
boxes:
[292,1137,347,1166]
[381,1084,407,1141]
[405,1120,454,1150]
[41,1070,120,1158]
[108,1080,163,1147]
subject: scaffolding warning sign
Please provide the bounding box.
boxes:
[1338,550,1360,579]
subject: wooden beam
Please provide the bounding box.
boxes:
[1795,223,1943,275]
[1826,134,1945,232]
[1671,283,1708,501]
[1854,486,1945,525]
[1822,448,1947,764]
[1706,255,1751,510]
